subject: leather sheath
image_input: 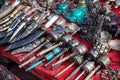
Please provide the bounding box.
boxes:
[5,29,45,50]
[7,12,25,32]
[0,36,10,46]
[10,22,38,43]
[12,38,45,54]
[0,30,7,40]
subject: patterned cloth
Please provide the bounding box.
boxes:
[0,64,19,80]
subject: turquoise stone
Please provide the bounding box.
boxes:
[64,7,87,23]
[53,48,61,55]
[45,52,54,61]
[54,3,70,14]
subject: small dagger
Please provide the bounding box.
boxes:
[9,11,38,42]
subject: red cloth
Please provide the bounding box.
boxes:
[0,0,120,80]
[0,34,120,80]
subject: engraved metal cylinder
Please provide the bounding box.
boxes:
[68,39,79,48]
[61,34,73,43]
[72,44,88,56]
[90,49,99,60]
[47,26,66,42]
[43,42,54,49]
[71,55,83,65]
[83,61,95,73]
[64,23,78,33]
[97,55,110,68]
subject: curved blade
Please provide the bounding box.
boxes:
[4,29,45,51]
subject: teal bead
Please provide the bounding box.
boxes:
[54,3,70,14]
[53,48,61,55]
[58,3,68,11]
[45,52,54,61]
[5,74,11,79]
[64,7,87,23]
[26,61,42,71]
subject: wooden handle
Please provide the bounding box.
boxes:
[12,4,25,16]
[0,6,15,19]
[0,0,20,19]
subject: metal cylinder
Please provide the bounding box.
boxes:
[43,42,54,49]
[83,61,95,73]
[71,55,83,65]
[64,23,78,33]
[47,14,55,20]
[68,39,79,48]
[97,55,110,69]
[47,26,66,42]
[72,44,88,56]
[61,34,73,43]
[84,65,101,80]
[90,49,99,60]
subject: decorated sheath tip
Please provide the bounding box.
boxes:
[11,52,18,55]
[3,46,11,51]
[9,37,13,42]
[7,28,12,32]
[5,31,13,37]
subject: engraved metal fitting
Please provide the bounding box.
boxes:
[55,18,66,26]
[63,23,79,33]
[68,39,80,48]
[71,55,83,65]
[47,26,66,42]
[61,34,73,43]
[83,61,95,73]
[72,44,88,56]
[43,42,54,49]
[90,49,100,60]
[97,55,110,69]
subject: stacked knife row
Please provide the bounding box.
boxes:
[0,0,120,80]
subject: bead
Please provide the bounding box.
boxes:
[53,48,61,55]
[45,52,54,61]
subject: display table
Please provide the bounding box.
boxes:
[0,0,120,80]
[0,34,120,80]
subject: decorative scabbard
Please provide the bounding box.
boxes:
[0,36,11,46]
[4,29,45,51]
[10,22,38,43]
[0,21,10,32]
[0,14,11,26]
[0,10,25,32]
[7,6,31,32]
[9,11,38,42]
[0,4,25,26]
[7,12,25,32]
[0,1,11,14]
[11,38,45,54]
[0,30,7,40]
[0,0,21,19]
